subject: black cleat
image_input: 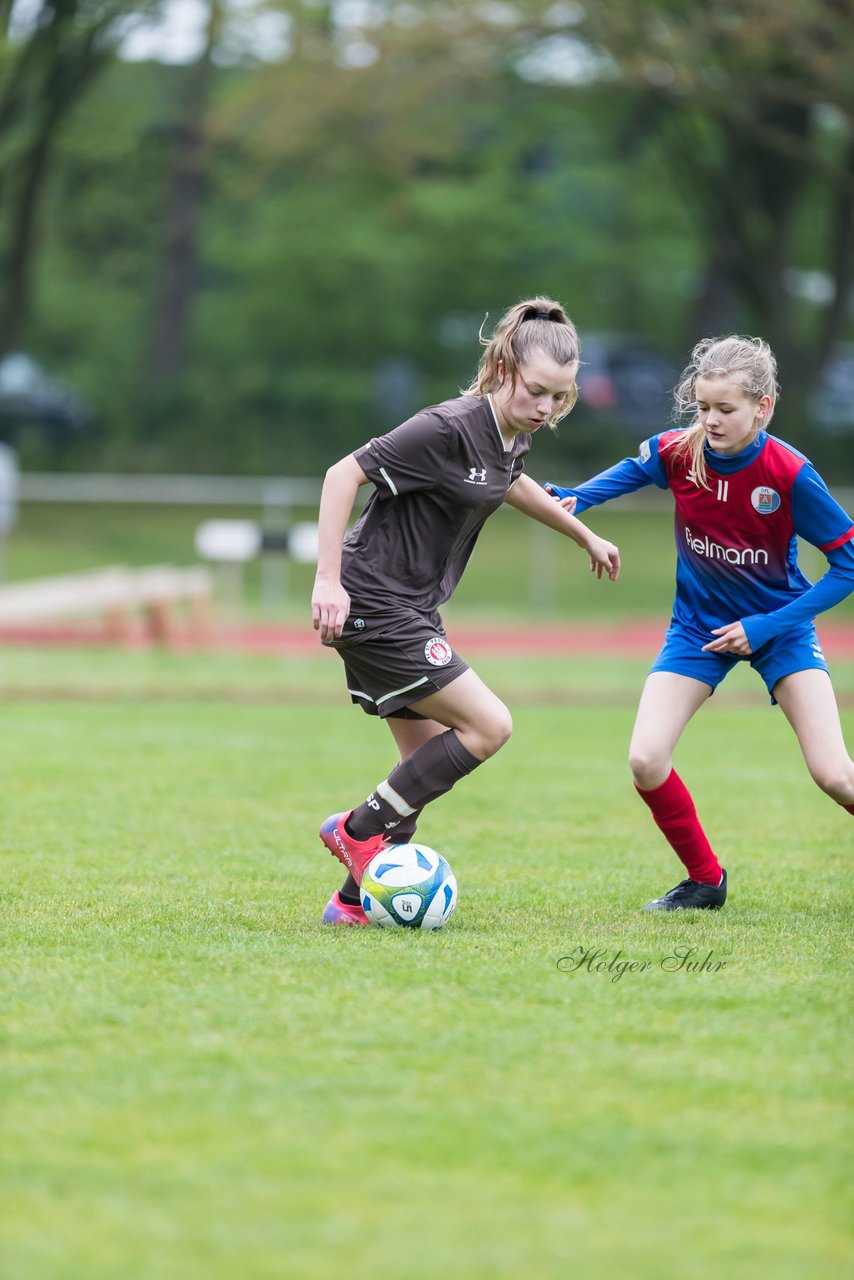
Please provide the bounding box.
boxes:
[643,868,727,911]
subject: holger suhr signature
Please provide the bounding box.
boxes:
[557,945,727,982]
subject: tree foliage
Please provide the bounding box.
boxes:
[0,0,163,350]
[572,0,854,395]
[2,0,851,474]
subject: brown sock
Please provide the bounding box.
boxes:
[346,731,481,841]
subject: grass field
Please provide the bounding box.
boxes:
[2,642,852,1280]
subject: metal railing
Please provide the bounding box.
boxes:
[19,472,323,509]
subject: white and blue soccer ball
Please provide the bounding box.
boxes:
[360,843,457,931]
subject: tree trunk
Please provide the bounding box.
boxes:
[0,100,62,352]
[0,2,107,356]
[146,1,223,385]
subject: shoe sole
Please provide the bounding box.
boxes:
[643,901,725,911]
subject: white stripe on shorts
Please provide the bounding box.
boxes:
[375,675,430,706]
[347,689,375,703]
[376,778,417,817]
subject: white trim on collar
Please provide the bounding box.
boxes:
[487,394,513,451]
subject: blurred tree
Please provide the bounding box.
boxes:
[195,1,695,468]
[215,0,853,442]
[146,0,224,383]
[15,0,851,476]
[570,0,854,433]
[0,0,162,354]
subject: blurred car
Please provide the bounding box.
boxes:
[0,352,91,449]
[575,333,677,434]
[810,343,854,435]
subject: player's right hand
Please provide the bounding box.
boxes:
[586,535,621,582]
[311,577,351,642]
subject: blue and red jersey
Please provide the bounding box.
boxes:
[547,431,854,651]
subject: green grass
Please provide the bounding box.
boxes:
[1,647,852,1280]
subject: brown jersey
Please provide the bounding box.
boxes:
[342,395,530,613]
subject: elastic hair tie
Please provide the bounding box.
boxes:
[533,310,555,321]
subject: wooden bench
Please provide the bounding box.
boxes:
[0,564,213,644]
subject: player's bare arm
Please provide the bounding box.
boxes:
[505,473,620,581]
[312,454,371,641]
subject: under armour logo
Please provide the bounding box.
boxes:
[465,467,487,485]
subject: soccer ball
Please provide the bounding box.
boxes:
[360,843,457,930]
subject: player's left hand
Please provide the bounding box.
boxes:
[703,622,752,655]
[586,534,621,581]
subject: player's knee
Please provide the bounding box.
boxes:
[478,705,513,758]
[628,743,668,790]
[809,758,854,802]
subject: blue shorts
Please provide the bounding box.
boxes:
[649,621,830,704]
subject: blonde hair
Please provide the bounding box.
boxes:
[464,296,580,425]
[666,335,779,489]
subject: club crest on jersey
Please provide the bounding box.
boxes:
[424,637,453,666]
[750,485,781,514]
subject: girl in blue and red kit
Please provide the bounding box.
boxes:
[547,335,854,911]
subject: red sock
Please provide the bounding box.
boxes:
[635,769,722,884]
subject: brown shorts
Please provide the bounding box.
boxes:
[327,610,470,718]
